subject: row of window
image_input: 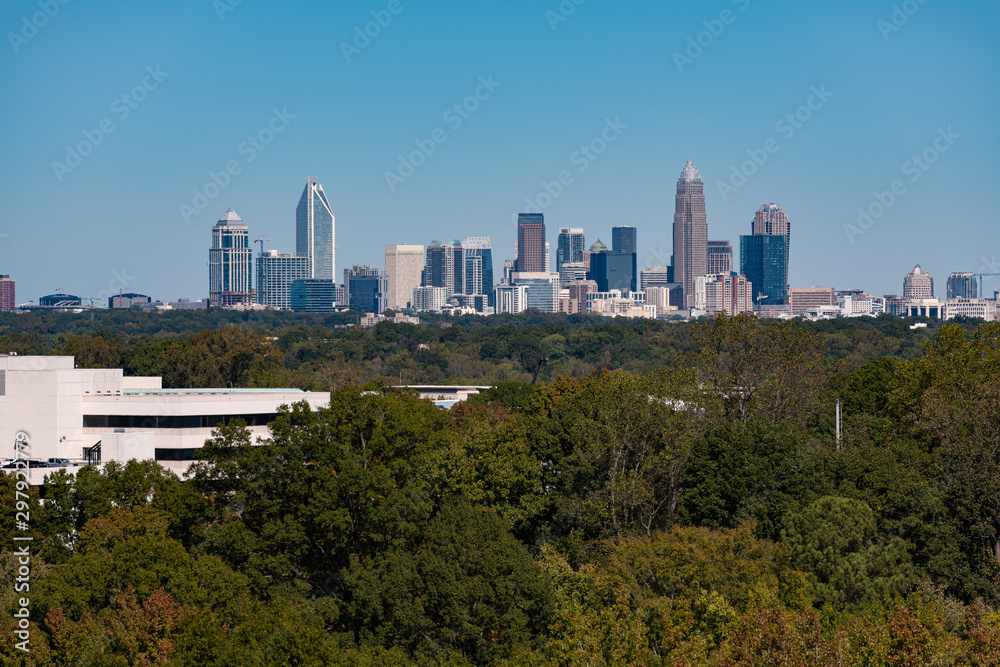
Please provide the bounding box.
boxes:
[154,448,200,461]
[83,413,280,429]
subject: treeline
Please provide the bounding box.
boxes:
[4,316,1000,664]
[0,309,948,390]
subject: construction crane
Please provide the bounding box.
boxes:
[978,273,1000,298]
[255,236,277,256]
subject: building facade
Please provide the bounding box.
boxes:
[495,284,529,314]
[411,286,449,312]
[556,228,585,273]
[740,234,788,306]
[516,213,547,272]
[109,293,151,309]
[209,208,254,308]
[707,240,733,276]
[344,266,387,314]
[789,287,836,316]
[511,272,560,313]
[296,177,336,281]
[704,274,752,316]
[946,272,977,300]
[291,279,338,313]
[463,236,495,306]
[588,250,636,293]
[0,275,14,312]
[384,244,425,311]
[257,251,311,310]
[424,241,465,297]
[673,161,708,309]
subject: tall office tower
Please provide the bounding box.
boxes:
[516,213,547,272]
[704,274,753,315]
[424,241,465,297]
[707,240,733,275]
[295,177,336,280]
[385,244,425,310]
[345,265,387,314]
[612,226,637,254]
[257,251,311,310]
[587,251,637,293]
[903,264,934,299]
[740,235,788,307]
[750,203,790,298]
[463,237,495,305]
[612,226,638,292]
[557,228,586,273]
[209,208,253,308]
[946,272,977,299]
[0,275,14,312]
[673,161,708,308]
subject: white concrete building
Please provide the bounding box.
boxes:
[944,298,995,322]
[0,356,329,483]
[385,244,425,310]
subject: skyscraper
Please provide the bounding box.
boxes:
[611,226,637,254]
[673,161,708,309]
[0,275,14,312]
[209,208,253,308]
[463,236,495,305]
[296,177,335,281]
[740,235,788,307]
[946,272,977,299]
[588,251,636,293]
[424,241,465,297]
[556,228,585,273]
[385,244,425,310]
[516,213,547,272]
[903,264,934,299]
[707,240,733,275]
[345,265,387,314]
[257,251,310,310]
[751,203,791,299]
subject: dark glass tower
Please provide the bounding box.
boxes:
[588,251,636,293]
[612,226,638,293]
[740,235,787,306]
[556,228,585,272]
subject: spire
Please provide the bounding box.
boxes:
[680,160,701,181]
[217,208,242,224]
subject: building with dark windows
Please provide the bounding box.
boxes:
[946,272,977,299]
[0,276,14,312]
[344,265,387,314]
[209,208,254,308]
[0,355,329,483]
[424,241,465,297]
[556,228,585,273]
[296,177,336,281]
[673,161,708,309]
[291,279,338,313]
[463,236,495,307]
[516,213,547,272]
[109,293,151,309]
[39,293,82,308]
[707,240,733,275]
[257,251,311,310]
[740,234,788,307]
[611,226,637,254]
[748,203,790,301]
[588,250,637,293]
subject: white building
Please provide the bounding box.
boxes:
[495,284,529,314]
[0,356,329,483]
[411,286,449,313]
[944,298,995,322]
[385,244,425,311]
[257,251,311,310]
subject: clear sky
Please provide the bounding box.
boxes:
[1,0,997,303]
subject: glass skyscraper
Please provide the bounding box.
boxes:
[209,208,253,308]
[296,177,336,281]
[740,234,787,306]
[611,226,637,254]
[556,228,585,273]
[463,236,495,306]
[588,250,636,293]
[257,251,311,310]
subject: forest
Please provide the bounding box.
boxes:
[4,311,1000,665]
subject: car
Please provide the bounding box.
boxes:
[46,458,76,467]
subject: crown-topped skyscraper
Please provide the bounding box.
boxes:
[673,161,708,309]
[296,177,336,281]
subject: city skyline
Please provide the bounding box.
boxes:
[0,2,996,302]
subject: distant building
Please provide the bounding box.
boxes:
[903,264,934,299]
[109,293,151,309]
[495,284,529,314]
[411,286,449,313]
[789,287,835,316]
[946,272,977,300]
[296,177,336,281]
[40,293,82,308]
[516,213,547,273]
[740,234,788,306]
[0,276,14,312]
[752,203,791,292]
[673,161,708,309]
[707,241,733,275]
[511,272,559,313]
[612,226,637,254]
[360,312,420,327]
[588,250,636,293]
[424,241,465,297]
[640,266,673,290]
[556,228,586,273]
[257,251,310,310]
[463,237,495,307]
[291,279,338,313]
[209,208,253,308]
[561,280,598,314]
[945,298,994,321]
[906,298,944,318]
[384,244,425,311]
[344,266,387,314]
[558,261,588,288]
[704,274,752,316]
[141,299,208,312]
[644,286,674,312]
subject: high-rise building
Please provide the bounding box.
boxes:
[291,279,338,313]
[740,234,788,307]
[588,251,636,293]
[209,208,253,308]
[946,272,977,299]
[748,203,790,302]
[612,226,637,254]
[495,284,529,315]
[707,240,733,275]
[516,213,547,272]
[0,275,14,312]
[557,228,586,273]
[384,245,425,310]
[345,266,387,314]
[673,161,708,309]
[463,237,495,306]
[257,251,310,310]
[640,266,673,290]
[559,262,588,288]
[411,286,449,313]
[704,274,753,316]
[424,241,465,297]
[511,272,560,313]
[903,264,934,299]
[296,177,336,281]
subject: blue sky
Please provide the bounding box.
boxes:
[1,0,997,303]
